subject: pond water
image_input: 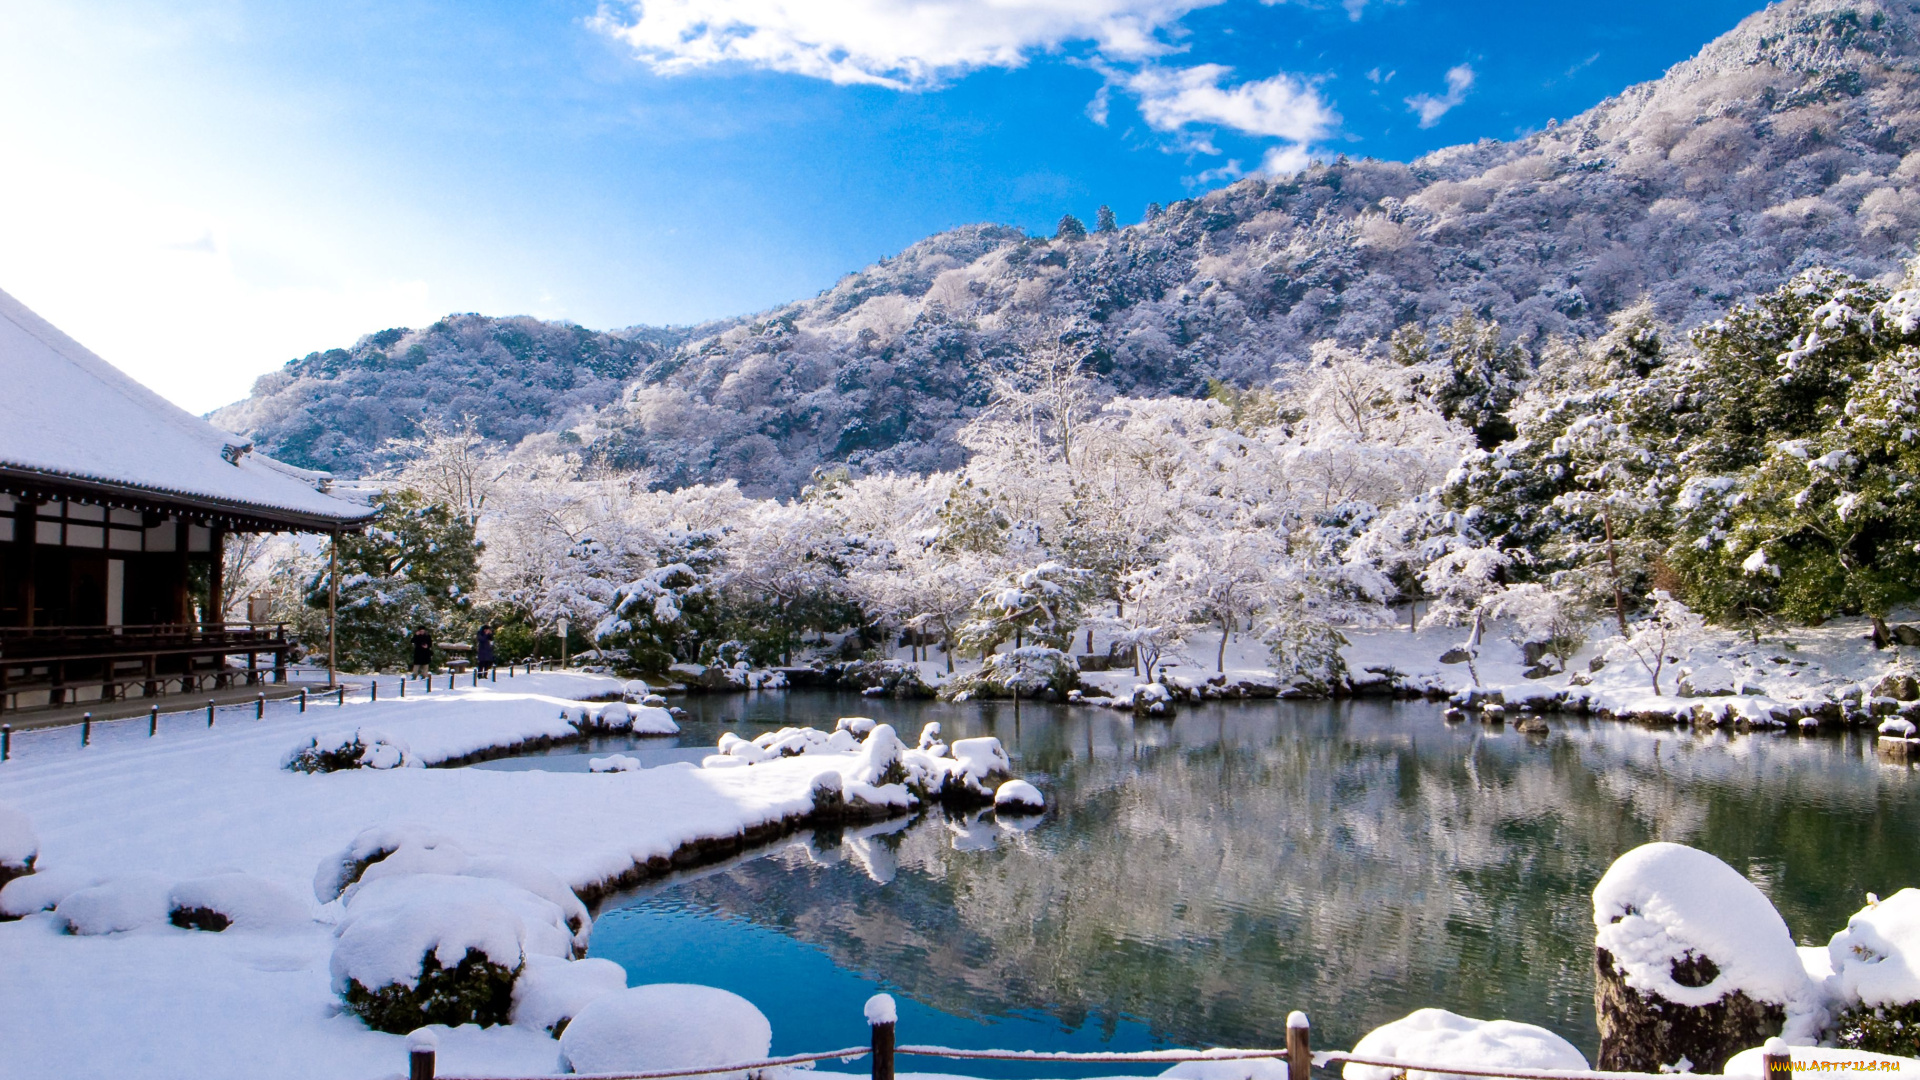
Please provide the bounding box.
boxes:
[471,693,1920,1071]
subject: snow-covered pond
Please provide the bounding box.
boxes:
[473,692,1920,1068]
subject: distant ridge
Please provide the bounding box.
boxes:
[216,0,1920,495]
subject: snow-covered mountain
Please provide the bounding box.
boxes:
[216,0,1920,494]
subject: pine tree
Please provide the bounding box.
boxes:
[1095,205,1118,234]
[1055,214,1088,242]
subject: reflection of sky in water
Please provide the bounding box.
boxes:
[483,692,1920,1064]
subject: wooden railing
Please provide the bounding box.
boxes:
[400,1001,1801,1080]
[0,622,294,715]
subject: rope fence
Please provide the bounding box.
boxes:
[397,999,1798,1080]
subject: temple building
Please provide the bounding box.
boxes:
[0,287,373,715]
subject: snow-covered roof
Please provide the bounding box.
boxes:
[0,287,372,530]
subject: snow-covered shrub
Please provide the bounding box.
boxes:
[557,984,771,1078]
[835,716,877,737]
[511,954,629,1037]
[1262,617,1349,696]
[993,779,1045,813]
[57,873,172,935]
[0,866,99,920]
[167,873,307,932]
[1826,889,1920,1057]
[0,804,37,887]
[331,873,573,1033]
[1591,842,1825,1070]
[840,658,935,698]
[285,728,416,773]
[1603,592,1706,696]
[1341,1008,1588,1080]
[314,825,469,902]
[944,647,1078,700]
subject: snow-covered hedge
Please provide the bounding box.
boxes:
[1825,889,1920,1057]
[557,984,771,1077]
[285,728,417,773]
[510,954,629,1038]
[315,825,589,948]
[945,647,1077,701]
[167,873,307,932]
[1342,1008,1588,1080]
[0,803,37,884]
[0,866,98,920]
[57,873,172,935]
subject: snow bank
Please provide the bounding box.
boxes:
[58,873,172,935]
[557,984,772,1078]
[510,954,629,1037]
[1828,889,1920,1009]
[1593,842,1825,1039]
[994,779,1045,812]
[1342,1008,1588,1080]
[0,803,37,870]
[1159,1050,1289,1080]
[167,873,308,931]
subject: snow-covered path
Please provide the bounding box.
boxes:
[0,674,856,1079]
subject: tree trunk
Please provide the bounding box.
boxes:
[1086,629,1094,654]
[1217,617,1229,672]
[1603,509,1629,635]
[944,634,954,674]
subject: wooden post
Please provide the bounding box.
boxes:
[400,679,405,698]
[407,1028,437,1080]
[299,688,307,713]
[208,526,226,629]
[371,680,377,703]
[149,705,158,736]
[336,686,345,706]
[1761,1037,1791,1078]
[207,700,215,727]
[327,530,339,690]
[1286,1011,1310,1080]
[81,712,90,747]
[255,693,264,720]
[1,723,9,761]
[866,994,895,1080]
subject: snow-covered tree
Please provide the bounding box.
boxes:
[1604,590,1705,696]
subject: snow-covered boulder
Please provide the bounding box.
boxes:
[994,779,1045,813]
[1341,1008,1588,1080]
[315,825,470,902]
[58,873,173,935]
[1592,842,1826,1071]
[589,754,642,773]
[1881,717,1918,739]
[557,984,771,1078]
[0,803,37,887]
[835,716,878,737]
[847,724,908,788]
[511,954,629,1037]
[285,728,417,773]
[0,865,99,919]
[840,659,936,698]
[1826,889,1920,1057]
[167,873,308,932]
[629,705,679,735]
[331,873,569,1033]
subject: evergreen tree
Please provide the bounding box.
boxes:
[1095,205,1118,234]
[1054,214,1088,242]
[308,489,481,672]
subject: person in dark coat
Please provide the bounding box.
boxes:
[476,624,496,675]
[410,626,433,678]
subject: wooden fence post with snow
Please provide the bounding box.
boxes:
[1761,1037,1790,1078]
[867,993,896,1080]
[1286,1011,1310,1080]
[406,1028,436,1080]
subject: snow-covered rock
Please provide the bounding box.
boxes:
[1881,717,1918,739]
[167,873,308,932]
[0,803,37,879]
[58,873,173,935]
[1825,888,1920,1056]
[285,728,417,773]
[557,984,771,1078]
[834,716,877,737]
[0,865,99,919]
[1341,1008,1588,1080]
[994,779,1045,813]
[1592,842,1825,1070]
[589,755,642,773]
[510,954,629,1037]
[629,706,679,735]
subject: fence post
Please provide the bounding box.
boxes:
[1286,1011,1310,1080]
[1,723,9,761]
[407,1027,437,1080]
[400,679,406,698]
[337,687,346,706]
[866,994,896,1080]
[1761,1037,1791,1078]
[300,689,307,713]
[371,680,378,703]
[82,713,91,747]
[256,693,265,720]
[207,700,216,727]
[149,705,158,737]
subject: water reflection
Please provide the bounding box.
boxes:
[507,694,1920,1062]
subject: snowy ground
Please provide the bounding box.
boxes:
[0,672,916,1080]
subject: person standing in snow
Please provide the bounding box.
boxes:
[476,624,496,676]
[410,626,433,679]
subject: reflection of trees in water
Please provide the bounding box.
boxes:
[656,702,1920,1057]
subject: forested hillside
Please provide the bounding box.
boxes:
[219,0,1920,495]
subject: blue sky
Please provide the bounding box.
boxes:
[0,0,1767,410]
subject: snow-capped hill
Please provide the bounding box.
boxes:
[220,0,1920,495]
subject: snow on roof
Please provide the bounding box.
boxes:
[0,287,372,528]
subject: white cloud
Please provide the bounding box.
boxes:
[591,0,1222,89]
[1259,142,1313,176]
[1405,63,1474,128]
[1128,63,1335,142]
[1086,83,1111,125]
